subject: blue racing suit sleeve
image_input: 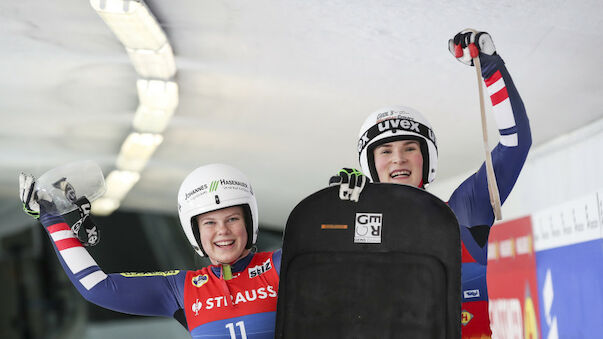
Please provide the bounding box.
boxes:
[448,53,532,264]
[39,212,186,318]
[272,248,282,275]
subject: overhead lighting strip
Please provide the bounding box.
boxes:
[127,44,176,79]
[133,79,179,133]
[89,0,167,50]
[116,133,164,172]
[89,0,178,216]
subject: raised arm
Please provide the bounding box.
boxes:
[447,31,532,263]
[20,173,186,318]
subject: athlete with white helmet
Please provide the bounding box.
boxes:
[20,163,281,338]
[333,30,532,338]
[357,105,438,187]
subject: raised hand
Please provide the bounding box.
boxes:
[448,30,496,66]
[19,172,42,219]
[328,168,370,202]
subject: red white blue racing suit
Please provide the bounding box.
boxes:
[39,211,281,339]
[447,53,531,338]
[38,53,527,339]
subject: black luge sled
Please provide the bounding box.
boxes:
[275,184,461,339]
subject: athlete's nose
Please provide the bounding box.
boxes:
[215,221,229,235]
[392,147,407,164]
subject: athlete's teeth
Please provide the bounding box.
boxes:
[216,241,234,246]
[391,170,410,178]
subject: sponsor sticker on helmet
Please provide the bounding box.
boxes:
[209,180,219,192]
[354,213,382,243]
[219,178,251,194]
[184,178,252,201]
[358,118,434,153]
[375,109,415,121]
[184,184,209,200]
[377,118,421,133]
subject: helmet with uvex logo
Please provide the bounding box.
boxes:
[357,105,438,186]
[177,164,258,257]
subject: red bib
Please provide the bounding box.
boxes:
[184,252,279,330]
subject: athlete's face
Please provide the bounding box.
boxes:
[197,206,249,265]
[373,140,424,187]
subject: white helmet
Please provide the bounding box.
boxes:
[357,105,438,185]
[177,164,258,257]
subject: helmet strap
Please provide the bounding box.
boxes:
[241,204,254,249]
[190,217,208,256]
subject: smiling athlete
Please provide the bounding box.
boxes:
[20,163,281,338]
[335,29,532,338]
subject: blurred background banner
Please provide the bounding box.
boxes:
[487,190,603,339]
[487,216,541,338]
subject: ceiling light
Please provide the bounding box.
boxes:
[137,79,179,110]
[127,44,176,79]
[103,170,141,201]
[90,0,166,50]
[133,106,174,133]
[91,197,121,216]
[132,79,178,133]
[116,133,163,171]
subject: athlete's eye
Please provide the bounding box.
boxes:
[227,216,240,223]
[201,220,215,226]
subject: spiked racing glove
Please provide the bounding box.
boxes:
[448,30,497,66]
[328,168,370,202]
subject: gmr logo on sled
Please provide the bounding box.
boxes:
[354,213,382,244]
